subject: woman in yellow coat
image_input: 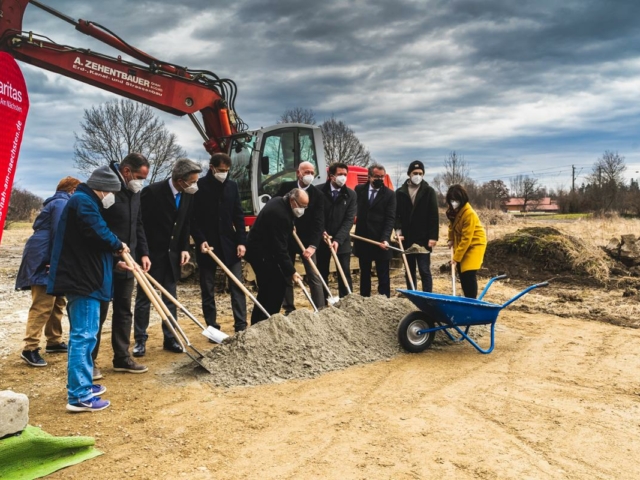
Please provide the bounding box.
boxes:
[446,185,487,298]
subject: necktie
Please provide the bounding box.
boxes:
[175,192,181,208]
[332,190,339,202]
[369,189,376,206]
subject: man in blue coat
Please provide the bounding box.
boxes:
[191,153,247,333]
[48,166,128,413]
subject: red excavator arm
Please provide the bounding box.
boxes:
[0,0,247,154]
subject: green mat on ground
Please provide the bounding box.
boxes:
[0,425,102,479]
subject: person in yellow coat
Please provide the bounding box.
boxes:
[446,185,487,298]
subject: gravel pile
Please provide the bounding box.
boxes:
[197,294,415,387]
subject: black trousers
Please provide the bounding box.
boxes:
[198,259,247,332]
[248,256,286,324]
[92,276,135,365]
[133,263,178,342]
[405,253,432,292]
[316,243,352,298]
[358,256,391,298]
[459,269,478,298]
[282,251,325,312]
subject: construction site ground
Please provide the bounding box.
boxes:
[1,218,639,479]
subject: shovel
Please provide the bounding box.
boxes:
[295,276,318,313]
[323,233,351,295]
[122,253,212,372]
[204,248,271,320]
[451,247,457,296]
[141,270,225,344]
[350,233,405,253]
[292,229,339,305]
[395,235,416,291]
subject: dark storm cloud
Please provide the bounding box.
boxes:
[7,0,640,197]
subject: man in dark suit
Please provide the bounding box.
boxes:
[92,153,150,378]
[317,162,357,298]
[245,189,307,324]
[275,161,325,312]
[133,158,202,355]
[191,153,247,333]
[353,164,396,297]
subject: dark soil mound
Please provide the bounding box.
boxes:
[483,227,610,285]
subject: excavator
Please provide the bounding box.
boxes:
[0,0,327,224]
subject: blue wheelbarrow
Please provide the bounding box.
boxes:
[397,275,548,354]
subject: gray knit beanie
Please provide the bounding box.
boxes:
[86,166,122,192]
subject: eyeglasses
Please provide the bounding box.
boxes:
[294,199,308,209]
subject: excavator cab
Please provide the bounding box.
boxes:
[229,123,326,224]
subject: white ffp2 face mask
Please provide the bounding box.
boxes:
[410,175,423,185]
[293,207,305,218]
[450,200,460,209]
[101,192,115,209]
[183,183,199,194]
[214,172,228,182]
[334,175,347,187]
[301,174,314,186]
[127,179,144,193]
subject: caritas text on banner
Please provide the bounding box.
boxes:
[0,52,30,241]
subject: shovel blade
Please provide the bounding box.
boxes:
[327,296,340,306]
[201,326,229,343]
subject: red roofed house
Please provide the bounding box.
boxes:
[502,197,559,213]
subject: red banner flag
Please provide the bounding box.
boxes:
[0,52,30,240]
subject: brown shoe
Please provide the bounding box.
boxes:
[113,358,148,374]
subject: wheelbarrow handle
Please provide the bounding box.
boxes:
[477,274,509,301]
[500,281,549,309]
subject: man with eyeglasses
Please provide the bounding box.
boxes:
[245,189,307,323]
[132,158,202,356]
[353,164,396,297]
[276,161,326,313]
[191,153,247,335]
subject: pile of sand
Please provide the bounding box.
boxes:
[197,295,416,387]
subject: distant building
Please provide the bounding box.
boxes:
[502,197,559,213]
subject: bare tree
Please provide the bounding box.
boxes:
[73,99,187,183]
[586,150,627,212]
[278,108,316,125]
[441,151,470,189]
[510,174,541,212]
[480,180,510,209]
[5,186,43,229]
[320,116,371,167]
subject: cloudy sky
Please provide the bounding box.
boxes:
[8,0,640,197]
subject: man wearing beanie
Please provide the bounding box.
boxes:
[395,160,439,292]
[48,165,130,412]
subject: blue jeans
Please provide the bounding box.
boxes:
[66,295,100,403]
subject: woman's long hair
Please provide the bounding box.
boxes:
[445,184,469,221]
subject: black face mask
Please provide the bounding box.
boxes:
[372,178,384,189]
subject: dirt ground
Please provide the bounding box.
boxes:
[1,220,640,480]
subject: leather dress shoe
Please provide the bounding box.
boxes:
[163,338,184,353]
[132,340,146,357]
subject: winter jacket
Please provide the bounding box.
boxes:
[47,184,123,300]
[318,181,356,254]
[395,179,439,251]
[191,170,247,267]
[276,181,324,250]
[448,202,487,272]
[353,183,396,261]
[15,191,71,290]
[101,162,149,279]
[245,196,296,277]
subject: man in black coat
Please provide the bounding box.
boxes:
[191,153,247,333]
[395,160,439,292]
[92,153,150,378]
[133,158,202,355]
[275,161,325,312]
[245,189,307,324]
[317,162,357,298]
[353,164,396,298]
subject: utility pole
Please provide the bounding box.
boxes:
[571,165,576,192]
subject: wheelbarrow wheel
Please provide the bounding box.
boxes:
[397,311,435,353]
